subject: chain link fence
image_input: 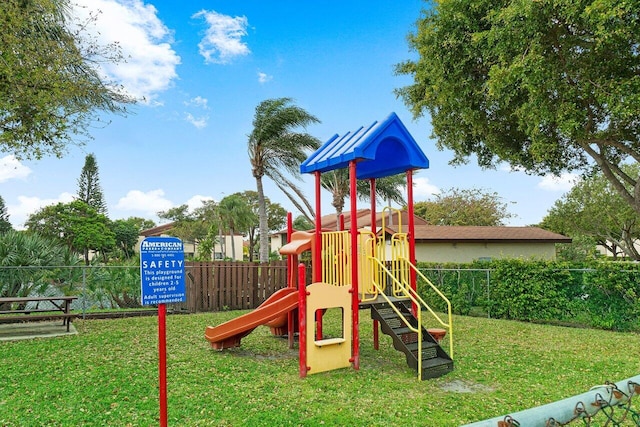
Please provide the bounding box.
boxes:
[1,263,639,331]
[417,265,640,331]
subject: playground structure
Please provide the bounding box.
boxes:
[205,112,454,380]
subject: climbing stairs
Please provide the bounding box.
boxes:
[370,300,453,380]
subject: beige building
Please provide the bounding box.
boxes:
[272,209,571,263]
[411,224,571,263]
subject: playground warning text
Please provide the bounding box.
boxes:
[140,237,186,305]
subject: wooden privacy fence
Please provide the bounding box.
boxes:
[172,261,310,313]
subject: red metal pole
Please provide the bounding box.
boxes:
[349,161,359,370]
[313,171,324,339]
[158,303,168,427]
[370,178,376,235]
[298,263,308,378]
[314,171,322,283]
[286,212,295,348]
[287,212,293,287]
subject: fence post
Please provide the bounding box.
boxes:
[486,269,491,318]
[82,267,86,320]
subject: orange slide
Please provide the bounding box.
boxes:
[205,287,299,349]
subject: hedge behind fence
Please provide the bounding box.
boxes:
[416,260,640,332]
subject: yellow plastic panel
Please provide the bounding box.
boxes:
[305,282,352,375]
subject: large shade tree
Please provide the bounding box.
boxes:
[396,0,640,214]
[25,200,115,264]
[1,0,133,159]
[414,187,515,226]
[248,98,320,262]
[109,218,140,259]
[540,164,640,260]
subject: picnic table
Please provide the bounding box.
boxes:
[0,296,78,332]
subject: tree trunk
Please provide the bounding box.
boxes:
[230,228,236,261]
[248,230,255,262]
[256,176,269,263]
[332,191,345,230]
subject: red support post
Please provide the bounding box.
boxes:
[286,212,293,287]
[370,178,377,235]
[158,303,168,427]
[286,213,295,349]
[314,171,322,283]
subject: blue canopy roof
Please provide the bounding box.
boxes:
[300,112,429,179]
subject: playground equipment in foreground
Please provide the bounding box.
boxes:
[463,374,640,426]
[205,112,454,380]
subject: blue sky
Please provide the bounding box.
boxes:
[1,0,576,230]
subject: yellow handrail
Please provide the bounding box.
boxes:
[380,206,402,235]
[368,257,425,380]
[373,229,454,361]
[371,256,453,360]
[399,258,454,360]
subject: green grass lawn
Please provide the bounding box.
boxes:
[1,310,639,426]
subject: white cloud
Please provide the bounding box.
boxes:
[537,173,579,192]
[412,177,440,199]
[9,192,75,230]
[184,96,209,109]
[71,0,181,103]
[257,71,272,84]
[184,113,209,129]
[115,189,173,216]
[186,195,214,212]
[0,155,31,183]
[192,10,250,64]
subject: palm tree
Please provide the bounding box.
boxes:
[0,230,77,307]
[320,169,406,229]
[248,98,320,262]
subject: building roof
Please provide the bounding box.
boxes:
[276,209,571,244]
[300,112,429,179]
[319,209,428,231]
[140,222,175,237]
[410,225,572,243]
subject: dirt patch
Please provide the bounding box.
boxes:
[440,379,495,393]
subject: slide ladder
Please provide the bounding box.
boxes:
[370,298,453,380]
[360,210,454,380]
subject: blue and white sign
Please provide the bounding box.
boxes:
[140,237,186,305]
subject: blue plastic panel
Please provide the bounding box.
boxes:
[300,112,429,179]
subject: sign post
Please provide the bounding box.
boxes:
[140,237,186,427]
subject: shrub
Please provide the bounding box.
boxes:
[416,259,640,331]
[581,263,640,331]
